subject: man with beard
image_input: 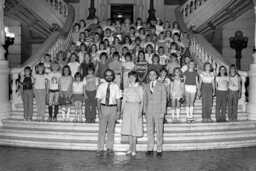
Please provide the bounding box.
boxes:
[96,69,122,156]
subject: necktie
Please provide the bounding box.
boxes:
[105,83,110,105]
[150,82,154,94]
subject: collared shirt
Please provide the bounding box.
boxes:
[150,80,157,92]
[96,82,122,105]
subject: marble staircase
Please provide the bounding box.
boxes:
[0,99,255,151]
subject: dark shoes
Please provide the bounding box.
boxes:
[96,150,104,156]
[146,151,154,155]
[106,149,114,156]
[156,152,163,157]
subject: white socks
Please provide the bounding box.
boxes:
[67,107,70,120]
[61,107,65,120]
[171,109,175,120]
[189,106,194,118]
[186,107,190,119]
[176,109,180,119]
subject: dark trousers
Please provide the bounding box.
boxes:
[228,90,239,121]
[22,90,34,119]
[215,90,228,121]
[85,90,97,121]
[201,83,213,119]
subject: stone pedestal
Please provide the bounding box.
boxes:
[247,63,256,120]
[0,46,11,126]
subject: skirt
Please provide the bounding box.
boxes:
[72,94,83,102]
[121,102,143,137]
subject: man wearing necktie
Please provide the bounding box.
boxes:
[144,69,167,157]
[96,69,122,156]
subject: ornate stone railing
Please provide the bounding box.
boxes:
[10,4,74,110]
[179,0,233,31]
[46,0,69,19]
[190,34,248,112]
[180,0,207,18]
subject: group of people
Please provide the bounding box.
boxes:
[17,16,242,156]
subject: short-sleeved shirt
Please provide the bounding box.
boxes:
[59,76,73,91]
[46,72,61,90]
[68,62,80,77]
[184,70,198,85]
[215,76,229,91]
[96,82,122,105]
[200,72,214,84]
[72,81,84,94]
[34,74,46,89]
[23,77,33,90]
[229,74,240,91]
[123,84,143,103]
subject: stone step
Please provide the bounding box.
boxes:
[3,119,255,131]
[9,112,249,122]
[13,105,243,113]
[0,134,256,151]
[1,127,256,142]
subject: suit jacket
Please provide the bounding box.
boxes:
[143,80,167,117]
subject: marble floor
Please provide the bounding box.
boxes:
[0,146,256,171]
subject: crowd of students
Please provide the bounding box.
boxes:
[18,16,242,124]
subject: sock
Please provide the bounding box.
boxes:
[176,109,180,119]
[48,106,53,118]
[54,105,59,118]
[61,107,65,119]
[67,107,70,120]
[189,106,194,119]
[171,109,175,120]
[186,107,189,119]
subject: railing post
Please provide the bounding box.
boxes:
[0,0,11,126]
[247,53,256,120]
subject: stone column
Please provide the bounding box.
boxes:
[87,0,96,20]
[0,0,11,126]
[247,1,256,120]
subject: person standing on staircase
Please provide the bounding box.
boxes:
[18,66,34,121]
[46,61,61,122]
[96,69,122,156]
[144,69,167,157]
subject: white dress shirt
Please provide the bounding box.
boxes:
[96,82,122,105]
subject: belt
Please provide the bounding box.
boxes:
[101,103,117,107]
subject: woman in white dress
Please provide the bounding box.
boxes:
[121,71,143,156]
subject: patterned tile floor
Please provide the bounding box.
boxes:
[0,146,256,171]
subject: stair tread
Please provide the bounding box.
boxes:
[0,134,256,145]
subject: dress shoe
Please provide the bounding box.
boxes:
[126,150,132,155]
[146,151,153,155]
[96,150,104,156]
[106,149,114,156]
[156,152,162,157]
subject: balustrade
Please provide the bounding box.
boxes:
[46,0,68,19]
[181,0,207,18]
[10,26,72,111]
[190,35,248,111]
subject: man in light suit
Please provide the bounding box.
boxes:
[144,69,167,157]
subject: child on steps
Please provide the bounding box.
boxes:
[72,72,84,123]
[59,65,73,122]
[170,67,184,123]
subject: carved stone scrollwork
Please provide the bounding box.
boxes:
[49,23,61,32]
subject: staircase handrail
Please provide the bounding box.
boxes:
[10,4,74,110]
[175,4,248,112]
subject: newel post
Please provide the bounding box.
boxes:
[0,0,11,126]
